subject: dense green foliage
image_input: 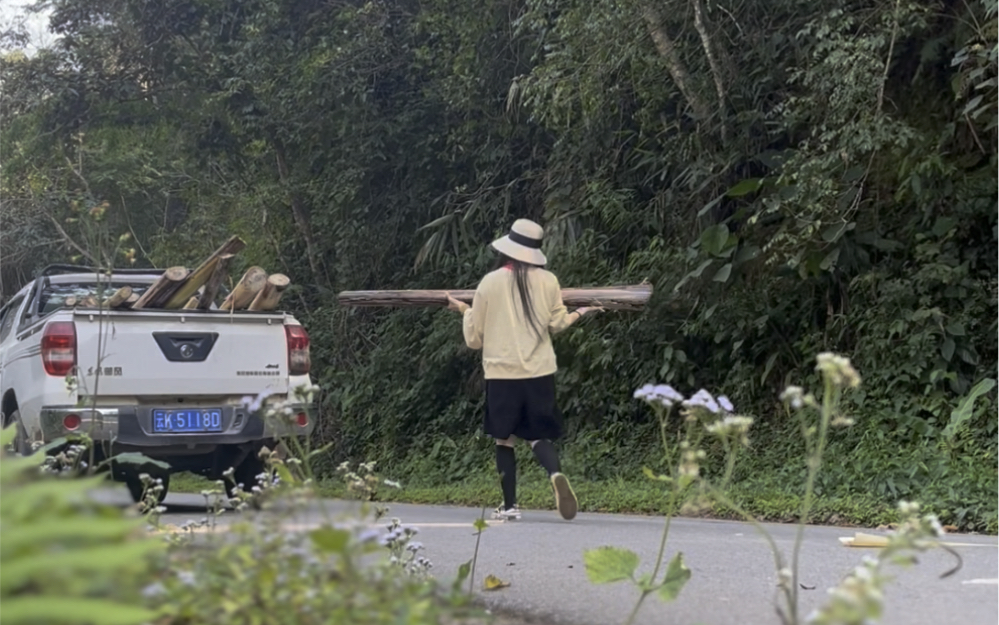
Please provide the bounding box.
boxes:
[0,425,489,625]
[2,0,996,530]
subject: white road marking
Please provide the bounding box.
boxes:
[961,579,999,585]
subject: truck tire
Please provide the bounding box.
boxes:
[9,410,31,457]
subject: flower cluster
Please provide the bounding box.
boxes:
[807,556,886,625]
[40,442,89,475]
[380,517,433,577]
[337,460,400,501]
[239,383,320,425]
[779,385,810,410]
[815,352,861,389]
[808,500,945,625]
[704,415,754,446]
[678,442,706,478]
[683,389,734,414]
[240,389,277,414]
[894,500,944,542]
[634,383,735,415]
[634,383,685,408]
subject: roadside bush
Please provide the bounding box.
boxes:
[0,411,488,625]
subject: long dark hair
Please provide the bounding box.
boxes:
[495,253,544,340]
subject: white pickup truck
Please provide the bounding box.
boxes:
[0,264,315,502]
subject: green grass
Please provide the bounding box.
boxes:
[167,421,998,535]
[169,468,907,530]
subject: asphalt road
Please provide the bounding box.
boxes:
[145,492,997,625]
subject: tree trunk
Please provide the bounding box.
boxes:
[692,0,727,139]
[639,2,711,121]
[271,138,327,287]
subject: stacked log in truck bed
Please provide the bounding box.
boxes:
[73,236,291,313]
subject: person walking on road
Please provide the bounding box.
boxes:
[446,218,601,521]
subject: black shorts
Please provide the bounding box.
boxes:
[484,374,564,441]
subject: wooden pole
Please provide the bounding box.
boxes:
[336,284,654,311]
[248,273,291,311]
[162,236,246,309]
[132,266,190,309]
[197,253,233,309]
[219,266,268,311]
[105,286,133,308]
[182,296,200,309]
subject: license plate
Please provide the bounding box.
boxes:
[152,409,224,433]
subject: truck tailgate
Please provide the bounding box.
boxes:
[73,310,290,398]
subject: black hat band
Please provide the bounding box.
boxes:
[508,230,542,249]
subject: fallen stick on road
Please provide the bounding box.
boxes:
[337,284,653,311]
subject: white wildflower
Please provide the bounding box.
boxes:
[815,352,861,389]
[705,415,754,446]
[717,395,734,412]
[780,385,805,409]
[777,567,793,590]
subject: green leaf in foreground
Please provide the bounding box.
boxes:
[657,552,691,603]
[942,377,997,441]
[0,596,157,625]
[583,546,640,584]
[453,559,472,592]
[1,541,161,594]
[473,517,488,532]
[1,518,144,556]
[310,527,350,553]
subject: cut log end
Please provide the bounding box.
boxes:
[248,273,291,311]
[220,266,269,311]
[132,266,190,309]
[106,286,133,308]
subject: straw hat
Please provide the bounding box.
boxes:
[490,219,547,266]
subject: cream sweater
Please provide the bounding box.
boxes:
[462,266,576,380]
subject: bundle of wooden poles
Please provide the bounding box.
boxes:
[71,235,292,312]
[337,283,653,311]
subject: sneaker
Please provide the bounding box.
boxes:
[551,472,578,520]
[492,504,522,521]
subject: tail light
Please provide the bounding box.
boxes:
[63,413,81,430]
[295,412,309,427]
[42,321,77,376]
[285,325,311,376]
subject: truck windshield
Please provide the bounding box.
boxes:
[38,282,153,315]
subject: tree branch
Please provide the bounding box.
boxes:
[692,0,728,139]
[43,209,98,264]
[639,2,711,121]
[271,137,329,288]
[876,0,902,115]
